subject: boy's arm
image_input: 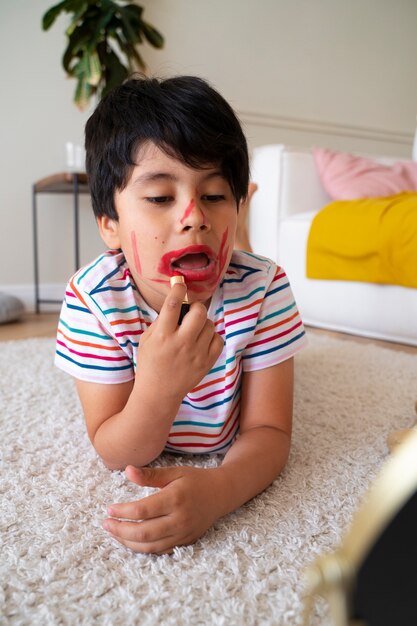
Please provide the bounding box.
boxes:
[76,281,223,469]
[212,355,294,512]
[102,357,294,553]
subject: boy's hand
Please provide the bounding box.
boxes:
[137,282,223,401]
[102,465,225,554]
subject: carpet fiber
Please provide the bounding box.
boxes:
[1,333,416,625]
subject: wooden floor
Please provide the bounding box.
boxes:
[0,312,60,341]
[0,311,416,354]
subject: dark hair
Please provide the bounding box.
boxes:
[85,75,249,220]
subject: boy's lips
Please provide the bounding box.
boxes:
[158,245,216,281]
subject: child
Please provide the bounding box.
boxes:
[55,75,307,554]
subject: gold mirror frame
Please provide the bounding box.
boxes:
[302,429,417,626]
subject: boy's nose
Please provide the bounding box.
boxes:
[179,199,209,231]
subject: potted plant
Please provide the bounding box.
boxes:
[42,0,164,110]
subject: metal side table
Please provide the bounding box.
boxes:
[32,172,89,313]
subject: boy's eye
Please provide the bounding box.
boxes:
[146,196,172,204]
[202,194,226,202]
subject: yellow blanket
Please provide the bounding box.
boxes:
[306,192,417,289]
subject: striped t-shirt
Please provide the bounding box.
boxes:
[55,249,307,454]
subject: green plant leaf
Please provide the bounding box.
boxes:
[86,50,102,87]
[71,52,100,85]
[74,74,94,110]
[99,46,129,96]
[85,7,116,47]
[141,21,164,49]
[118,5,143,43]
[117,6,141,45]
[124,42,146,71]
[111,31,145,70]
[71,55,86,78]
[122,4,143,22]
[65,2,90,36]
[42,0,69,30]
[42,0,89,28]
[62,25,95,73]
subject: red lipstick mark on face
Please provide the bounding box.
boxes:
[202,227,229,292]
[216,227,230,281]
[180,199,195,225]
[131,231,142,275]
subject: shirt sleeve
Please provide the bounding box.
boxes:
[242,264,308,371]
[54,281,135,384]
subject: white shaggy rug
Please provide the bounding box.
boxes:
[1,333,416,626]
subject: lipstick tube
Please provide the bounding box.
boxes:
[170,275,189,325]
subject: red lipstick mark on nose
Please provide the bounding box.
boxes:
[131,231,142,275]
[180,199,195,225]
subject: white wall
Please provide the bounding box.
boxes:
[140,0,416,153]
[0,0,105,306]
[1,0,416,308]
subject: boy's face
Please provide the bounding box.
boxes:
[98,142,238,312]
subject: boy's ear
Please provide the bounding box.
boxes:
[97,216,121,249]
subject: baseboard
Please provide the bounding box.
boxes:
[0,283,66,312]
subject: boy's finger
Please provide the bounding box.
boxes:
[126,464,181,488]
[157,282,187,331]
[109,534,176,555]
[103,517,173,544]
[107,489,170,521]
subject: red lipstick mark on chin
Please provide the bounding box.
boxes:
[180,199,195,225]
[131,231,142,275]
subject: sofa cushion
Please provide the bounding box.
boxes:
[0,293,25,324]
[313,148,417,200]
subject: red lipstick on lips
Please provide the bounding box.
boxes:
[158,245,216,282]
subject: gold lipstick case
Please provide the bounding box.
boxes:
[170,275,189,325]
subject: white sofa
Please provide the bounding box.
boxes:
[249,144,417,346]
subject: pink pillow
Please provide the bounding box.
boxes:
[313,147,417,200]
